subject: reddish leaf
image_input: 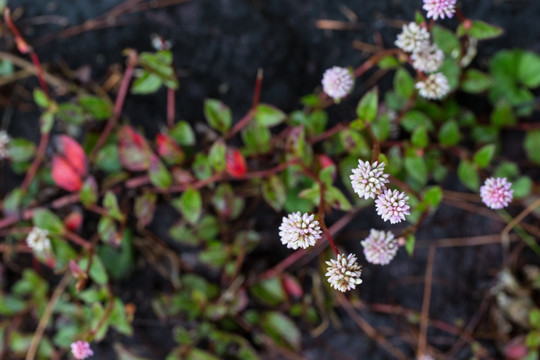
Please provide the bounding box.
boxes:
[156,133,184,165]
[69,259,87,280]
[226,149,247,178]
[52,155,83,191]
[56,135,87,176]
[64,211,83,232]
[318,154,334,169]
[117,126,152,171]
[281,274,303,299]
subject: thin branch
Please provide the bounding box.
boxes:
[417,245,436,358]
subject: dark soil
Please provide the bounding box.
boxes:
[4,0,540,359]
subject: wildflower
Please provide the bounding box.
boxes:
[415,73,450,100]
[375,189,410,224]
[0,131,10,159]
[350,160,390,200]
[71,341,94,359]
[480,177,513,209]
[361,229,398,265]
[321,66,354,102]
[417,354,435,360]
[411,44,444,73]
[279,212,322,249]
[423,0,456,20]
[325,253,363,292]
[395,22,430,53]
[26,227,51,253]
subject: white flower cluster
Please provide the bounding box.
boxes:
[26,227,51,253]
[325,253,363,292]
[279,212,322,250]
[321,66,354,102]
[395,22,449,100]
[350,160,410,224]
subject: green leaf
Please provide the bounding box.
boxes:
[356,88,378,122]
[525,130,540,165]
[432,25,460,57]
[261,311,301,350]
[134,191,157,228]
[254,104,286,127]
[131,71,162,94]
[378,56,399,69]
[208,141,226,172]
[404,156,428,186]
[325,185,352,211]
[411,125,428,148]
[40,111,54,134]
[438,120,460,146]
[79,96,112,120]
[242,123,271,155]
[177,188,202,225]
[33,209,64,235]
[460,69,492,94]
[491,100,516,127]
[110,298,133,335]
[99,229,135,280]
[457,20,503,40]
[96,144,122,173]
[80,177,98,207]
[458,160,479,191]
[473,144,496,169]
[250,277,286,306]
[262,175,286,212]
[424,186,443,207]
[148,156,172,190]
[438,58,460,92]
[339,129,370,157]
[8,138,35,162]
[405,234,415,256]
[192,153,212,180]
[170,120,195,146]
[494,161,519,179]
[530,309,540,329]
[98,216,120,246]
[518,52,540,88]
[204,99,232,134]
[513,176,532,199]
[103,191,124,221]
[3,188,23,216]
[79,255,108,285]
[401,111,433,132]
[33,88,49,108]
[138,50,178,89]
[394,68,415,98]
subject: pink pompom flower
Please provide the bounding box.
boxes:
[480,177,513,209]
[70,341,94,359]
[423,0,457,20]
[321,66,354,102]
[361,229,398,265]
[350,160,390,200]
[375,189,410,224]
[279,212,322,250]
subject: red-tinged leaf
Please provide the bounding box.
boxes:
[281,274,303,299]
[57,135,87,176]
[156,133,184,165]
[504,337,527,360]
[117,126,152,171]
[64,211,83,232]
[69,259,87,280]
[226,149,247,178]
[318,154,334,169]
[52,155,83,192]
[134,191,157,228]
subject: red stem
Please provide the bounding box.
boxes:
[65,231,91,250]
[20,132,50,193]
[226,68,263,139]
[167,87,175,129]
[318,184,339,256]
[90,50,137,159]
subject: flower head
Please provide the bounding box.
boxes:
[322,66,354,102]
[411,44,444,73]
[0,131,10,159]
[480,177,513,209]
[361,229,398,265]
[395,22,430,53]
[26,227,51,253]
[279,212,322,249]
[325,253,363,292]
[350,160,390,200]
[70,341,94,359]
[415,73,450,100]
[375,189,410,224]
[423,0,457,20]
